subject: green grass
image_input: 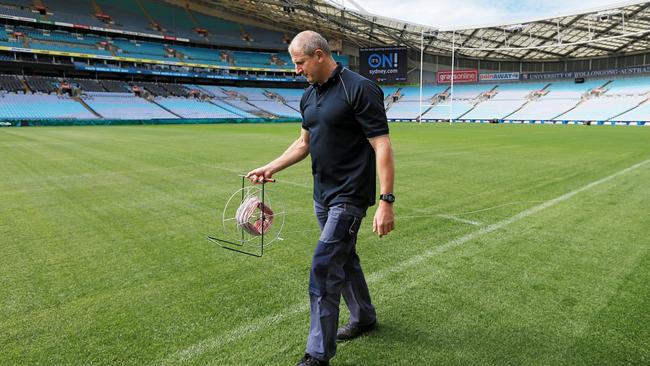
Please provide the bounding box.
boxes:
[1,123,649,365]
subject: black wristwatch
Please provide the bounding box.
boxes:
[379,193,395,204]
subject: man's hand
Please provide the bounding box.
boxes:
[245,166,273,184]
[373,201,395,238]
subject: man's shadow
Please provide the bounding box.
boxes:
[335,321,442,366]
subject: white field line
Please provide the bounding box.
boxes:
[159,159,650,365]
[437,214,483,226]
[366,159,649,284]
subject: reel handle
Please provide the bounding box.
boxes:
[239,174,276,183]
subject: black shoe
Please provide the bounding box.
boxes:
[295,354,329,366]
[336,320,378,341]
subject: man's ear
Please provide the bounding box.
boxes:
[314,49,324,63]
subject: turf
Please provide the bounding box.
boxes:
[1,123,649,365]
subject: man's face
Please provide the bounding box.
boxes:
[290,49,321,84]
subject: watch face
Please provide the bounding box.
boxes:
[381,194,395,203]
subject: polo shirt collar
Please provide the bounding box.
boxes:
[317,63,343,90]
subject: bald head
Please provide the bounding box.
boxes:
[288,30,337,84]
[289,30,331,57]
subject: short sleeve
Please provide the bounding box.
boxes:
[352,79,389,138]
[300,86,313,130]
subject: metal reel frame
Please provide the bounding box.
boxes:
[207,176,273,257]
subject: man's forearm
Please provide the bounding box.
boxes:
[374,137,394,195]
[369,134,395,237]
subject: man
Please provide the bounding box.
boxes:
[246,30,395,366]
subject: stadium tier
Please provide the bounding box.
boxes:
[422,101,475,120]
[0,23,314,70]
[82,92,177,120]
[2,73,650,123]
[266,88,303,101]
[385,77,650,124]
[0,1,349,79]
[0,93,96,119]
[2,72,650,123]
[0,0,288,48]
[0,74,303,121]
[248,100,301,118]
[153,97,243,119]
[0,1,646,126]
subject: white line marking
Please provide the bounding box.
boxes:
[437,214,483,226]
[365,159,649,284]
[160,303,308,365]
[159,159,649,365]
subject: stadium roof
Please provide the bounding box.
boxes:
[190,0,650,61]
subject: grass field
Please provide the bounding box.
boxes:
[1,123,649,365]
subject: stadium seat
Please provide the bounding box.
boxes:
[154,97,247,119]
[0,93,96,119]
[82,92,178,120]
[247,100,300,118]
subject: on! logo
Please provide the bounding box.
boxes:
[368,53,398,68]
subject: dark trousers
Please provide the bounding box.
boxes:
[305,201,377,361]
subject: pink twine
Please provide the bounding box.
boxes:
[235,196,274,236]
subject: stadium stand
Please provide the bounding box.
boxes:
[81,92,177,120]
[208,100,257,118]
[0,75,26,93]
[222,99,270,117]
[247,100,300,118]
[188,10,247,45]
[386,84,480,120]
[388,78,650,122]
[154,97,243,119]
[188,84,229,98]
[266,88,304,112]
[113,39,177,61]
[381,86,401,100]
[100,80,131,93]
[0,23,309,73]
[163,83,189,97]
[134,81,171,97]
[70,78,106,93]
[221,86,268,100]
[421,101,475,121]
[24,76,58,94]
[450,83,496,99]
[396,85,448,101]
[507,80,607,121]
[386,101,422,120]
[94,0,155,34]
[39,0,107,28]
[3,73,650,123]
[461,83,545,120]
[0,0,292,51]
[0,0,35,19]
[172,45,230,66]
[0,93,96,119]
[606,77,650,121]
[611,100,650,122]
[0,0,647,127]
[267,88,304,101]
[557,94,645,121]
[137,0,197,39]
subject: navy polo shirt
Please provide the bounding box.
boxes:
[300,63,389,208]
